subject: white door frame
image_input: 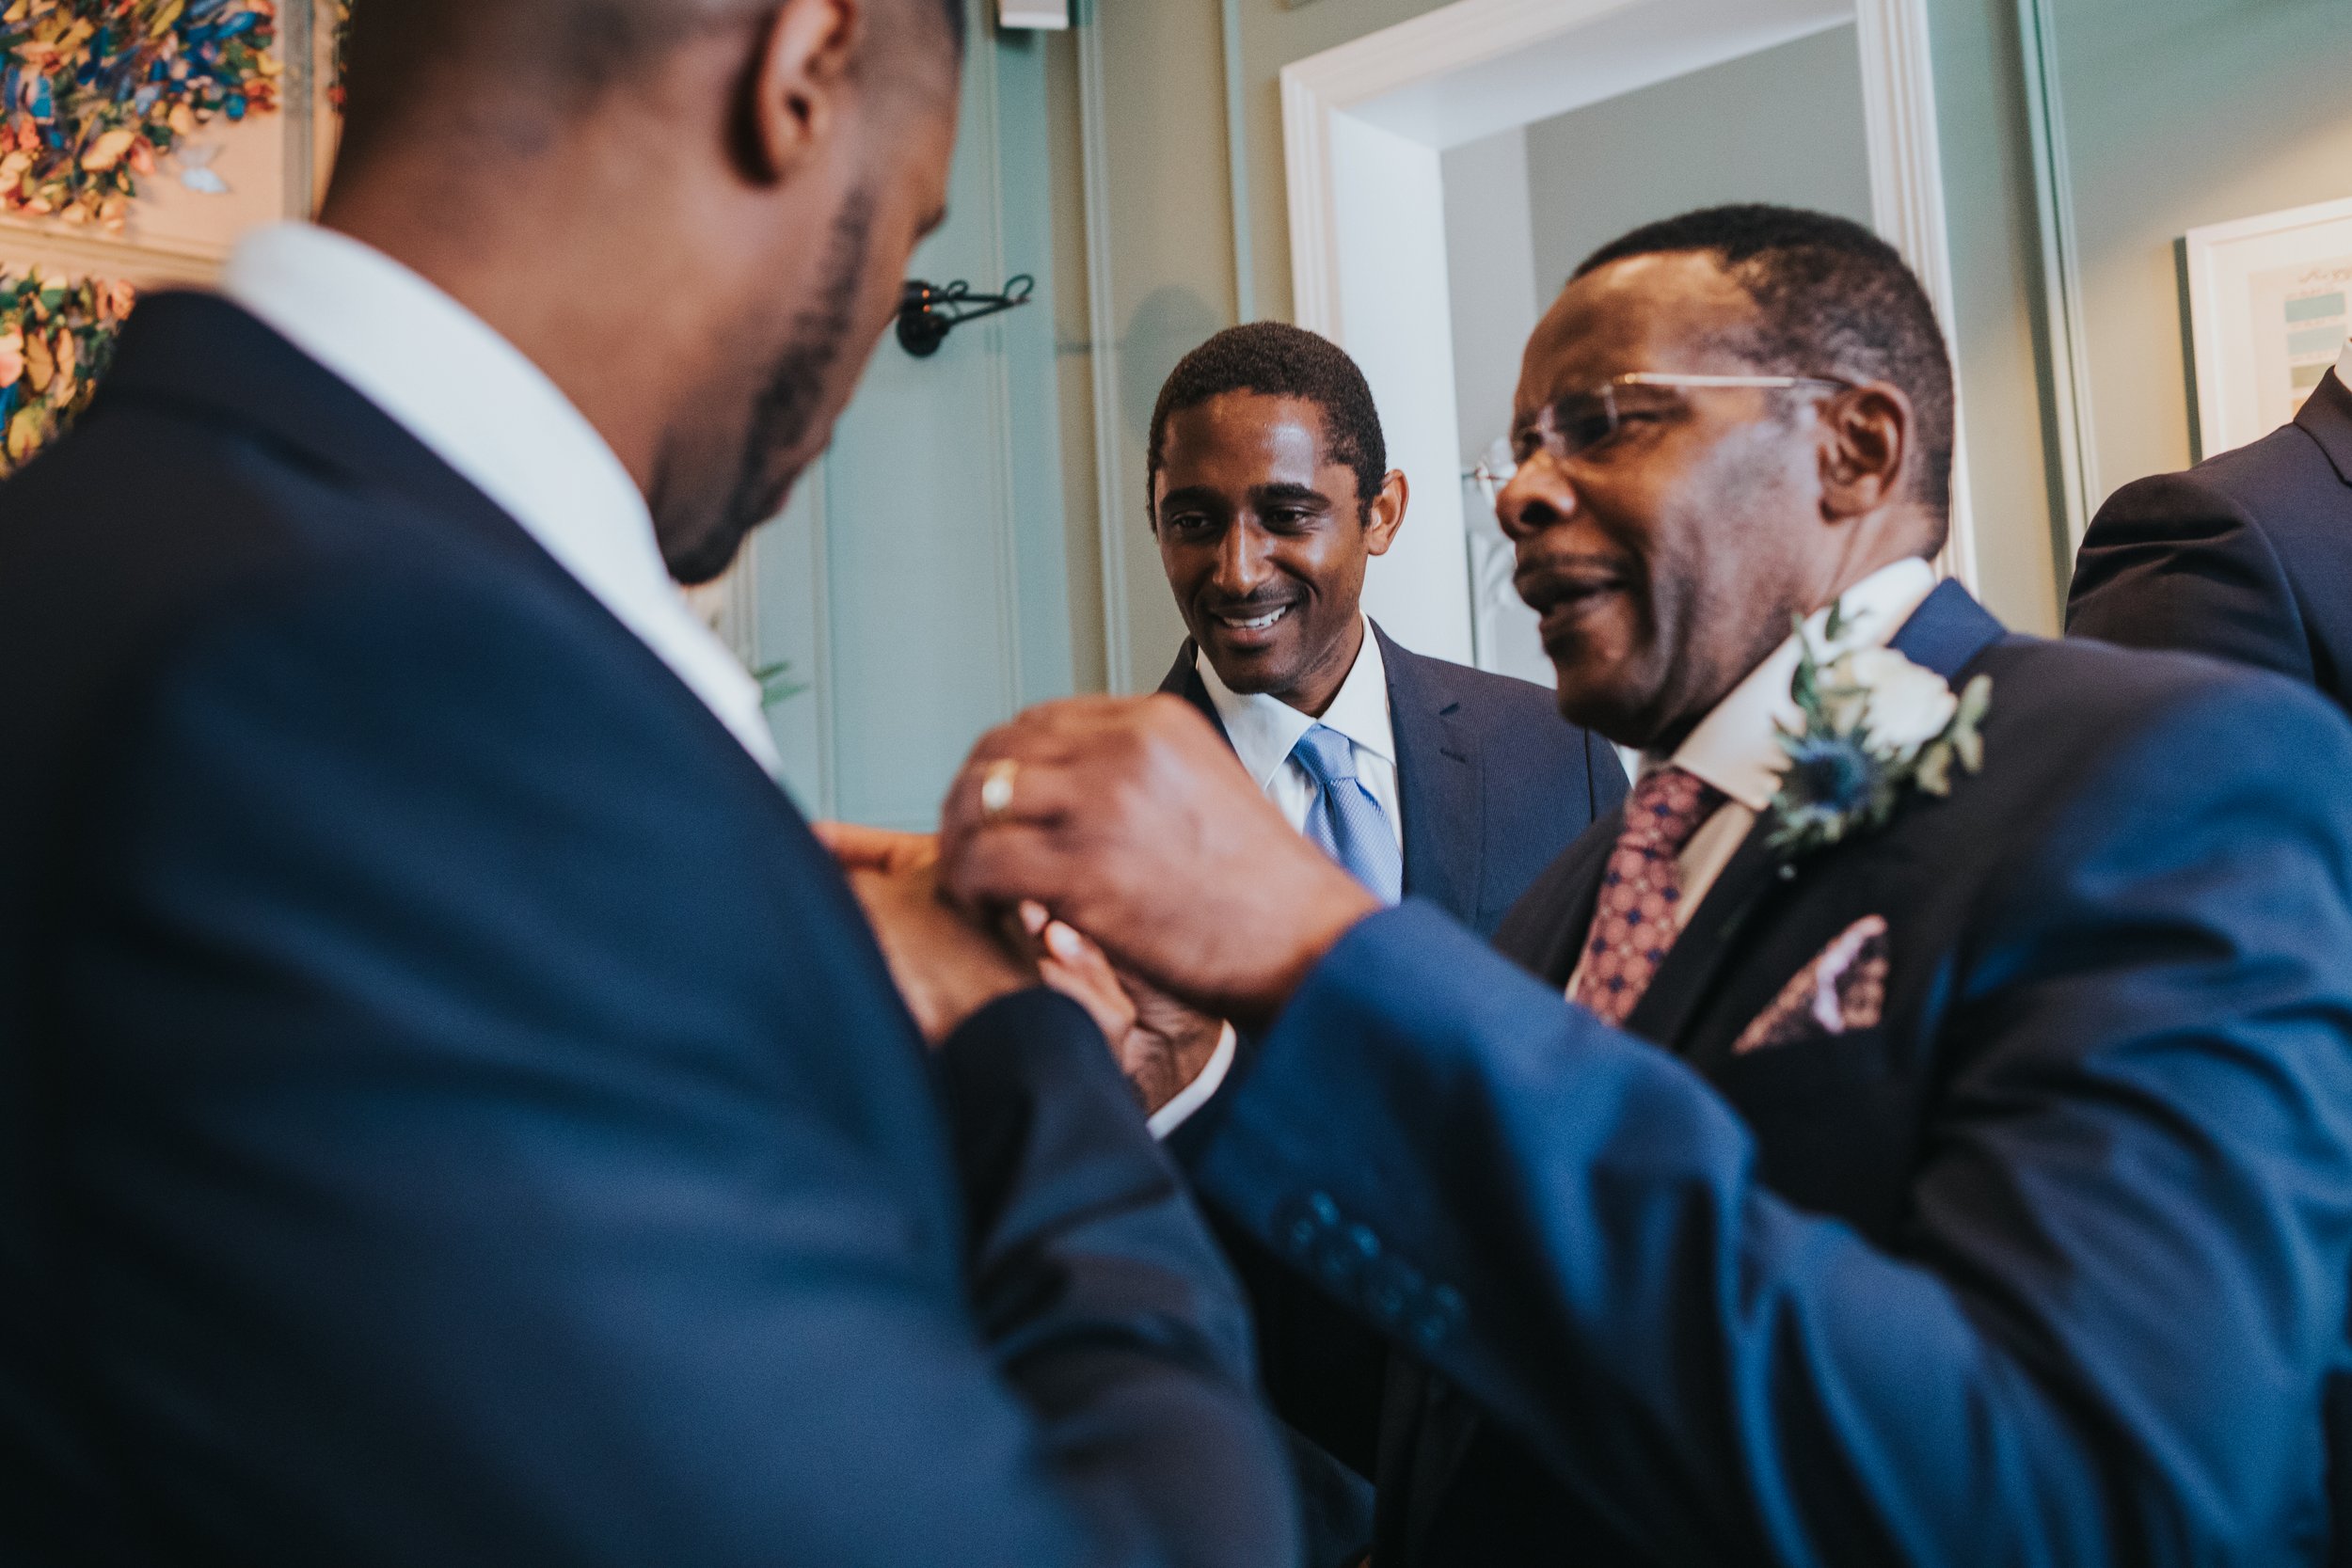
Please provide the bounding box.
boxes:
[1280,0,1976,662]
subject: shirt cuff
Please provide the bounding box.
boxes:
[1147,1020,1238,1140]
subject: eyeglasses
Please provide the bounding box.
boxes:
[1478,372,1853,491]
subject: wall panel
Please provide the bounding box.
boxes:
[756,11,1076,827]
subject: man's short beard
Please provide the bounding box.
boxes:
[663,186,877,586]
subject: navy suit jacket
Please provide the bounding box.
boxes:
[1184,580,2352,1565]
[2070,366,2352,708]
[1160,628,1622,1564]
[0,293,1297,1565]
[1156,626,1626,938]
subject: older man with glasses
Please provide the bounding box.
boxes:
[863,204,2352,1566]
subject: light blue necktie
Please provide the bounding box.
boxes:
[1291,724,1404,905]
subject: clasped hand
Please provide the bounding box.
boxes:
[820,696,1378,1103]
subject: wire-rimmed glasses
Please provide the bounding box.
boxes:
[1473,372,1854,494]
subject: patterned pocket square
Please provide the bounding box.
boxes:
[1733,914,1889,1055]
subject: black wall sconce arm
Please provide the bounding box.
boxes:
[898,275,1035,357]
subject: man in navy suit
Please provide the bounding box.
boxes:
[1136,323,1621,1563]
[2066,325,2352,1568]
[0,0,1295,1561]
[931,206,2352,1564]
[2069,343,2352,711]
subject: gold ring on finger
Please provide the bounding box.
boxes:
[980,759,1020,823]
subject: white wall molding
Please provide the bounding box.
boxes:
[976,6,1027,705]
[1286,0,1652,122]
[1281,0,1981,643]
[805,476,839,819]
[1854,0,1979,584]
[1220,0,1258,323]
[1279,64,1340,340]
[1074,0,1133,690]
[2015,0,2099,546]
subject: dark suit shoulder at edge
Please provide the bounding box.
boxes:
[2097,419,2336,518]
[1489,806,1619,966]
[1943,633,2352,819]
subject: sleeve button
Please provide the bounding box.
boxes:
[1410,1284,1469,1347]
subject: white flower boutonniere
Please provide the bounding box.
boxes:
[1767,603,1992,862]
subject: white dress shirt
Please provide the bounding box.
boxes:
[1566,557,1939,1002]
[220,222,783,777]
[1148,616,1404,1137]
[1194,617,1405,850]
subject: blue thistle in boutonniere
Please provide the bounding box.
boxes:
[1766,601,1992,862]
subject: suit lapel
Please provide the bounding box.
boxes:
[1379,626,1486,922]
[1156,641,1235,751]
[1501,820,1617,988]
[1620,818,1788,1047]
[1887,578,2007,682]
[2296,365,2352,486]
[1623,578,2006,1051]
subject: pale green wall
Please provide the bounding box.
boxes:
[1050,0,2075,664]
[1921,0,2061,628]
[754,7,1077,827]
[2046,0,2352,490]
[1023,4,1244,696]
[1020,0,2352,699]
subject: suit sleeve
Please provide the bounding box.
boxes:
[1191,676,2352,1564]
[62,555,1295,1567]
[2068,469,2313,682]
[1162,1041,1383,1568]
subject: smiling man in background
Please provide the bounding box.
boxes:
[1134,323,1624,1566]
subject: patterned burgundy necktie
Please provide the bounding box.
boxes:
[1573,766,1727,1027]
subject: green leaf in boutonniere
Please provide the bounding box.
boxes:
[1766,610,1991,863]
[1910,673,1991,797]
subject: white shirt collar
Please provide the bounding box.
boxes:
[1660,557,1939,812]
[219,222,783,777]
[1196,615,1393,788]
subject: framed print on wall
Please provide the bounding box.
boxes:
[2184,194,2352,461]
[0,0,347,473]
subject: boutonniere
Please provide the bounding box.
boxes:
[1766,603,1992,862]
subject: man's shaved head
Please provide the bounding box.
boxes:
[337,0,961,181]
[319,0,966,582]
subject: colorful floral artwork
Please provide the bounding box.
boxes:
[0,266,132,473]
[0,0,283,230]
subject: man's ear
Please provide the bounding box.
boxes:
[745,0,862,185]
[1816,383,1911,521]
[1363,469,1408,558]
